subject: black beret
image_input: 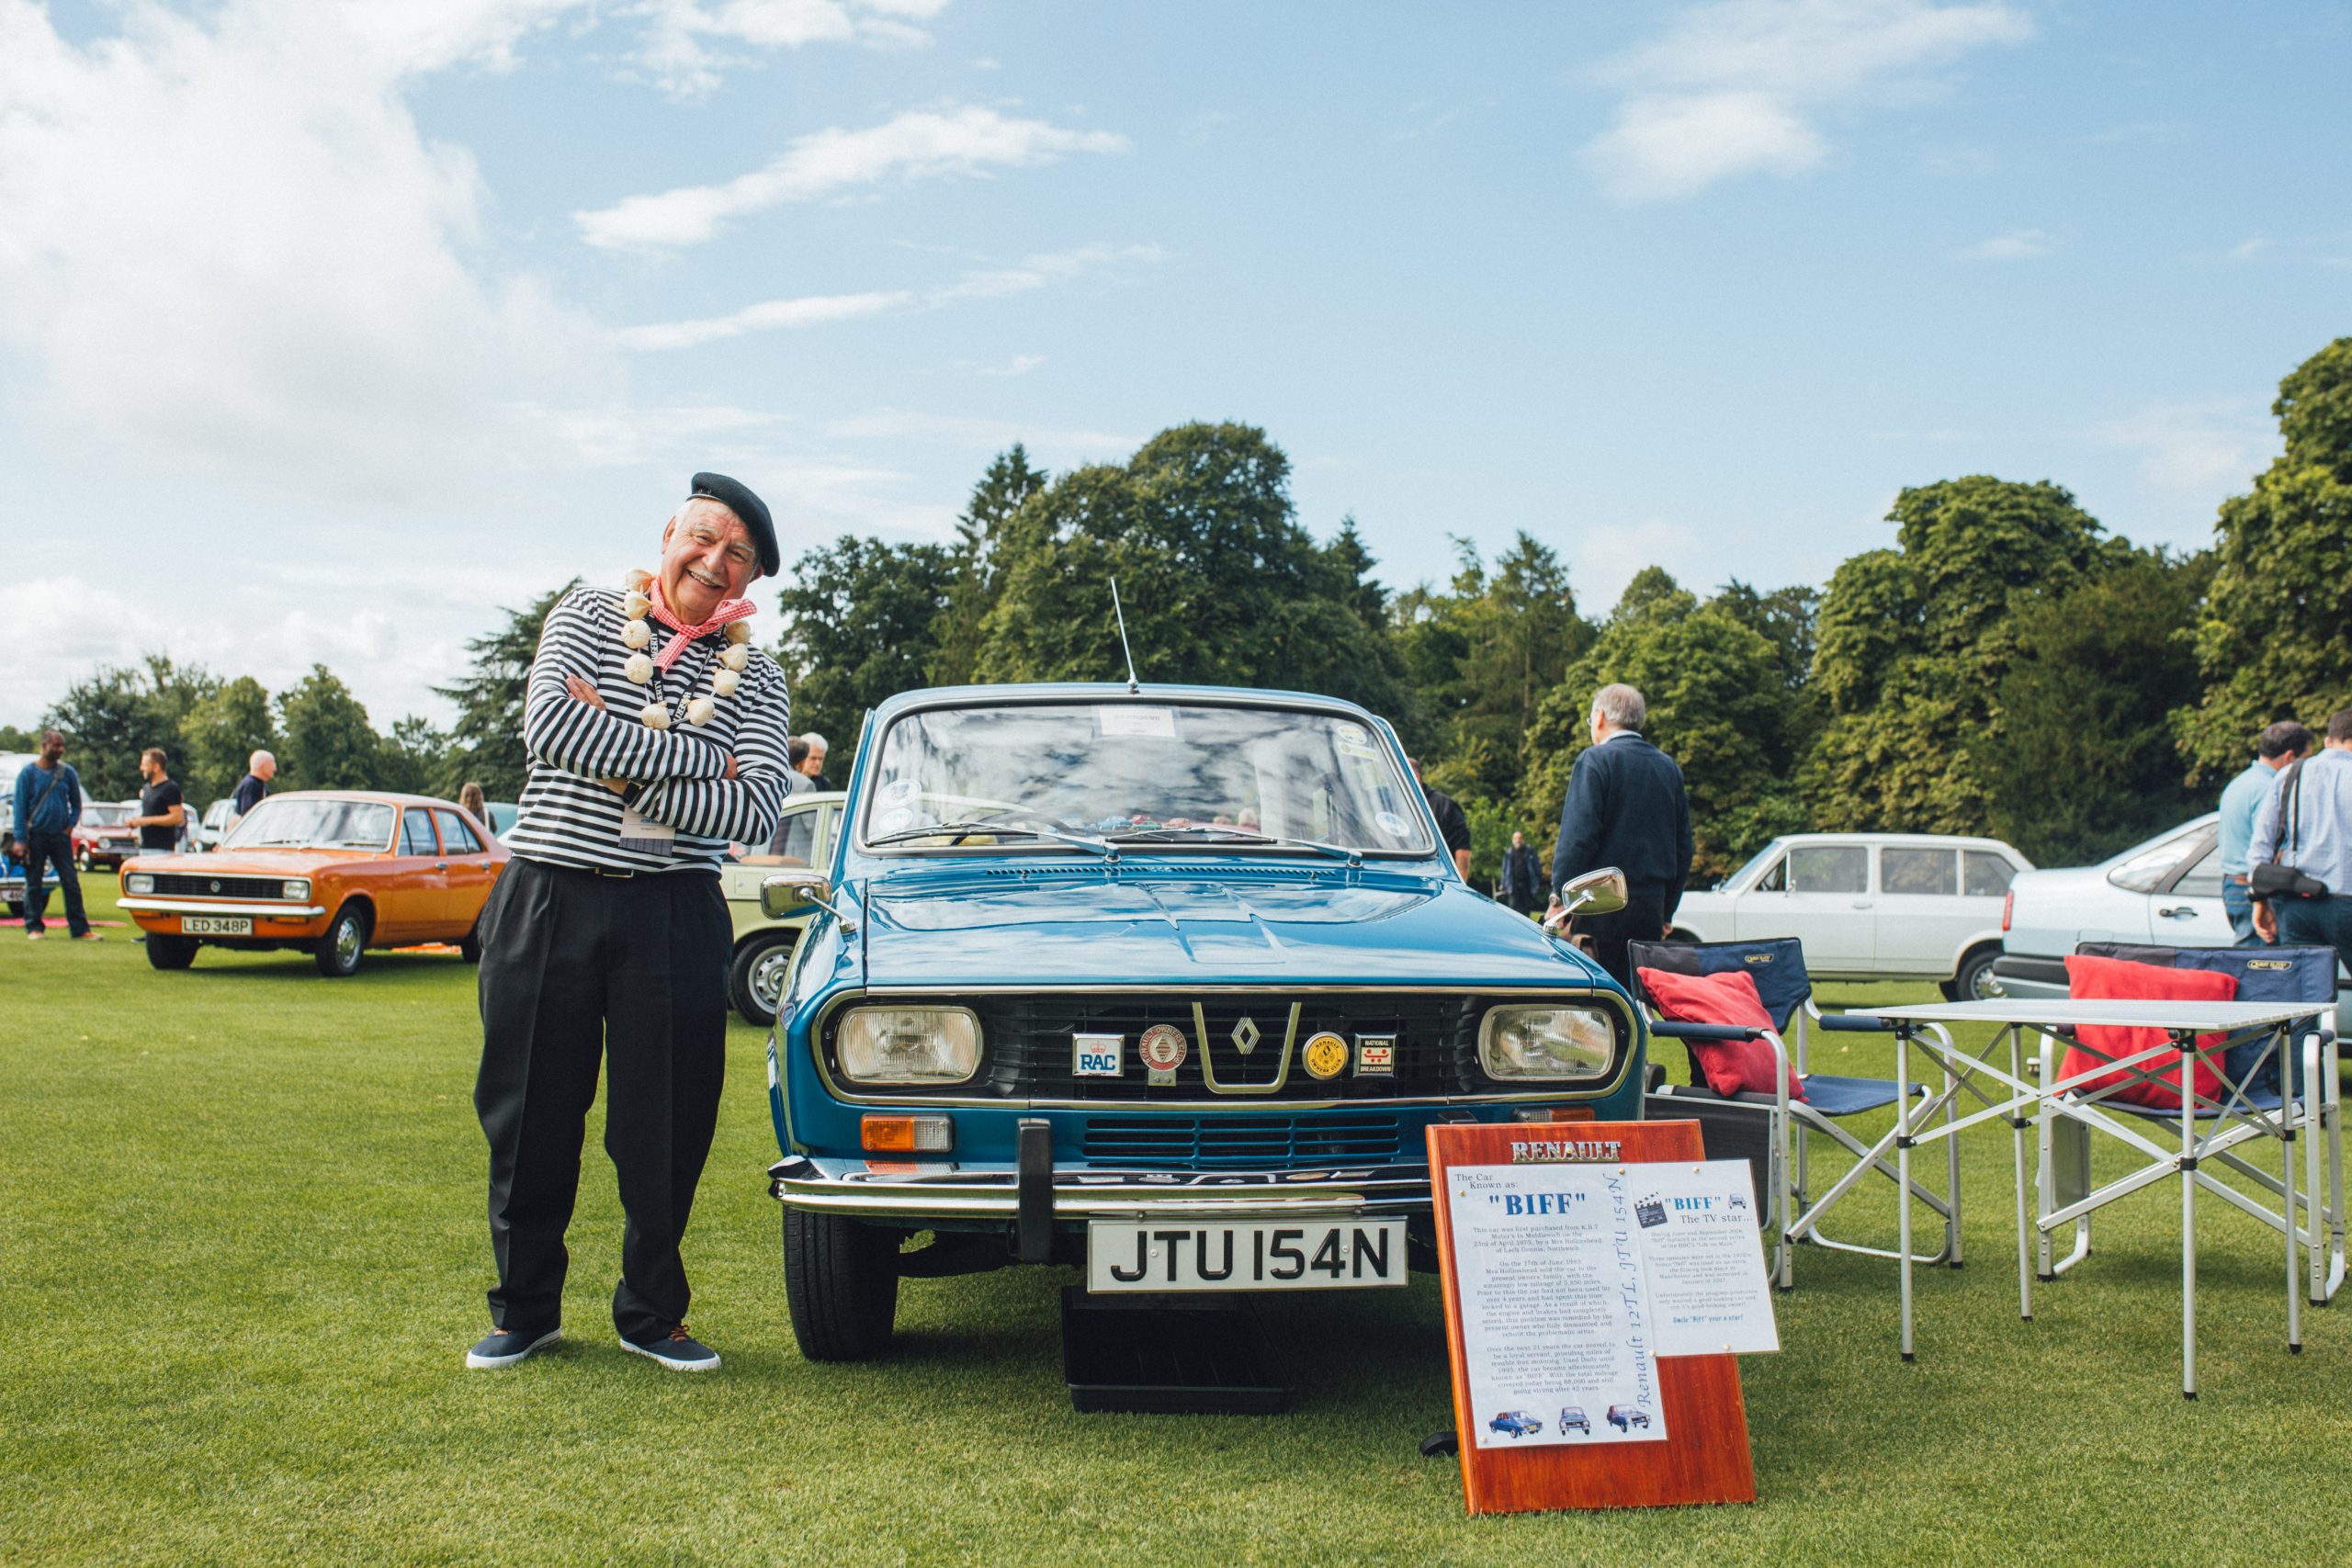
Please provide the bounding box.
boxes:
[690,471,778,577]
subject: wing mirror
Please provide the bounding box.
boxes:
[761,872,854,933]
[1544,867,1628,930]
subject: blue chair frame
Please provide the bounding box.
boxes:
[2035,942,2345,1362]
[1631,938,1962,1291]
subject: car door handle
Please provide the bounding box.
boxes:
[2157,906,2196,919]
[1851,900,1873,909]
[434,862,448,871]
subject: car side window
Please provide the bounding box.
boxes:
[1755,857,1787,892]
[1963,851,2016,897]
[1787,845,1867,894]
[400,809,438,856]
[1882,847,1957,896]
[769,807,819,866]
[2171,842,2223,900]
[434,808,483,854]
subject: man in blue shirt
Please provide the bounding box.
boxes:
[12,729,96,942]
[2251,708,2352,973]
[2218,719,2312,943]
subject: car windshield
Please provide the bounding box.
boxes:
[223,797,396,852]
[859,700,1434,855]
[85,804,131,827]
[1725,839,1784,889]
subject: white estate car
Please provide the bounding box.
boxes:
[1672,832,2031,998]
[1991,812,2352,1028]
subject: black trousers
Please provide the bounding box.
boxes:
[1570,896,1667,989]
[20,830,87,937]
[475,858,729,1341]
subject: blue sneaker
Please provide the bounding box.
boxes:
[621,1323,720,1372]
[465,1325,560,1369]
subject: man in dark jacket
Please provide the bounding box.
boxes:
[1501,830,1544,915]
[1547,683,1693,987]
[13,729,96,941]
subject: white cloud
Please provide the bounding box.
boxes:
[631,0,953,97]
[1958,227,2054,259]
[970,355,1046,378]
[616,243,1162,350]
[2096,400,2276,505]
[0,0,615,510]
[2226,236,2269,261]
[1583,0,2032,202]
[1562,520,1704,611]
[575,106,1130,249]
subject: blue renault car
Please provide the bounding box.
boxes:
[760,683,1645,1359]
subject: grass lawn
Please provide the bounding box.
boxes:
[6,883,2348,1566]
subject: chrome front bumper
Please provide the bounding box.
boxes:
[118,897,326,918]
[769,1156,1434,1223]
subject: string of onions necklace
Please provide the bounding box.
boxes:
[616,569,753,730]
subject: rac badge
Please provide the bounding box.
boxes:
[1138,1023,1189,1086]
[1073,1032,1123,1077]
[1303,1031,1349,1080]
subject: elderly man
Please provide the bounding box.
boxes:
[1546,683,1692,987]
[231,750,276,822]
[468,473,793,1374]
[797,732,834,792]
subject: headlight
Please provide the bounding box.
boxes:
[1479,1004,1618,1081]
[281,879,311,900]
[836,1007,982,1084]
[126,874,154,895]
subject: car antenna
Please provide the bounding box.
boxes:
[1110,578,1141,694]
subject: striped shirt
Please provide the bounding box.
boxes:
[504,585,793,874]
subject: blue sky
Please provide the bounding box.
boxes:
[3,0,2346,729]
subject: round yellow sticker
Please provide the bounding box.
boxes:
[1303,1032,1350,1080]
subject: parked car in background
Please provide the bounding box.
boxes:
[118,790,509,976]
[1669,832,2030,999]
[1992,813,2351,1028]
[73,801,140,870]
[198,798,238,849]
[721,790,846,1025]
[483,801,518,838]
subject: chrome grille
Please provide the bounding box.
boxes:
[1080,1112,1407,1168]
[150,874,291,899]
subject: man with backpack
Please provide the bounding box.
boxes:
[2250,707,2352,973]
[13,730,96,942]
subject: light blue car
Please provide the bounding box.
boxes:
[1489,1411,1544,1438]
[761,683,1650,1362]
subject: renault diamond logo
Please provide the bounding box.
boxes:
[1230,1016,1261,1055]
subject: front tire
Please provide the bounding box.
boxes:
[784,1208,900,1361]
[314,904,370,978]
[145,933,198,970]
[1942,945,2002,1002]
[729,931,799,1027]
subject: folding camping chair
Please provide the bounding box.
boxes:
[1631,938,1963,1291]
[2034,942,2345,1388]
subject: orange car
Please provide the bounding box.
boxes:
[118,790,509,976]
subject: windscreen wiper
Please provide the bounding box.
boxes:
[1106,825,1363,864]
[865,819,1117,857]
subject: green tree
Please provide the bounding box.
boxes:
[1515,570,1808,881]
[180,675,278,807]
[974,423,1412,723]
[436,581,576,800]
[0,724,40,752]
[379,716,453,796]
[778,536,960,774]
[1984,549,2211,863]
[929,446,1047,688]
[277,665,382,789]
[45,656,218,799]
[1804,477,2120,833]
[2177,337,2352,776]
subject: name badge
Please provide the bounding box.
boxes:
[617,804,674,858]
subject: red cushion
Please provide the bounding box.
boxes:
[1637,967,1805,1101]
[2060,954,2238,1109]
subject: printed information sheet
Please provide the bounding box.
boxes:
[1632,1161,1781,1357]
[1446,1163,1667,1449]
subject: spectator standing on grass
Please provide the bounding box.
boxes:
[2251,707,2352,974]
[231,750,275,823]
[1546,683,1693,988]
[2218,720,2312,943]
[797,732,834,792]
[1501,829,1544,916]
[14,729,96,942]
[458,781,490,829]
[467,473,791,1377]
[784,737,814,795]
[128,748,184,855]
[1408,757,1474,881]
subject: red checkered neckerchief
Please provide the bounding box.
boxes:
[647,577,756,672]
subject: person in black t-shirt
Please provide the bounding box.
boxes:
[130,747,186,852]
[1408,756,1474,881]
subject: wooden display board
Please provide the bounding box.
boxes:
[1427,1118,1757,1514]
